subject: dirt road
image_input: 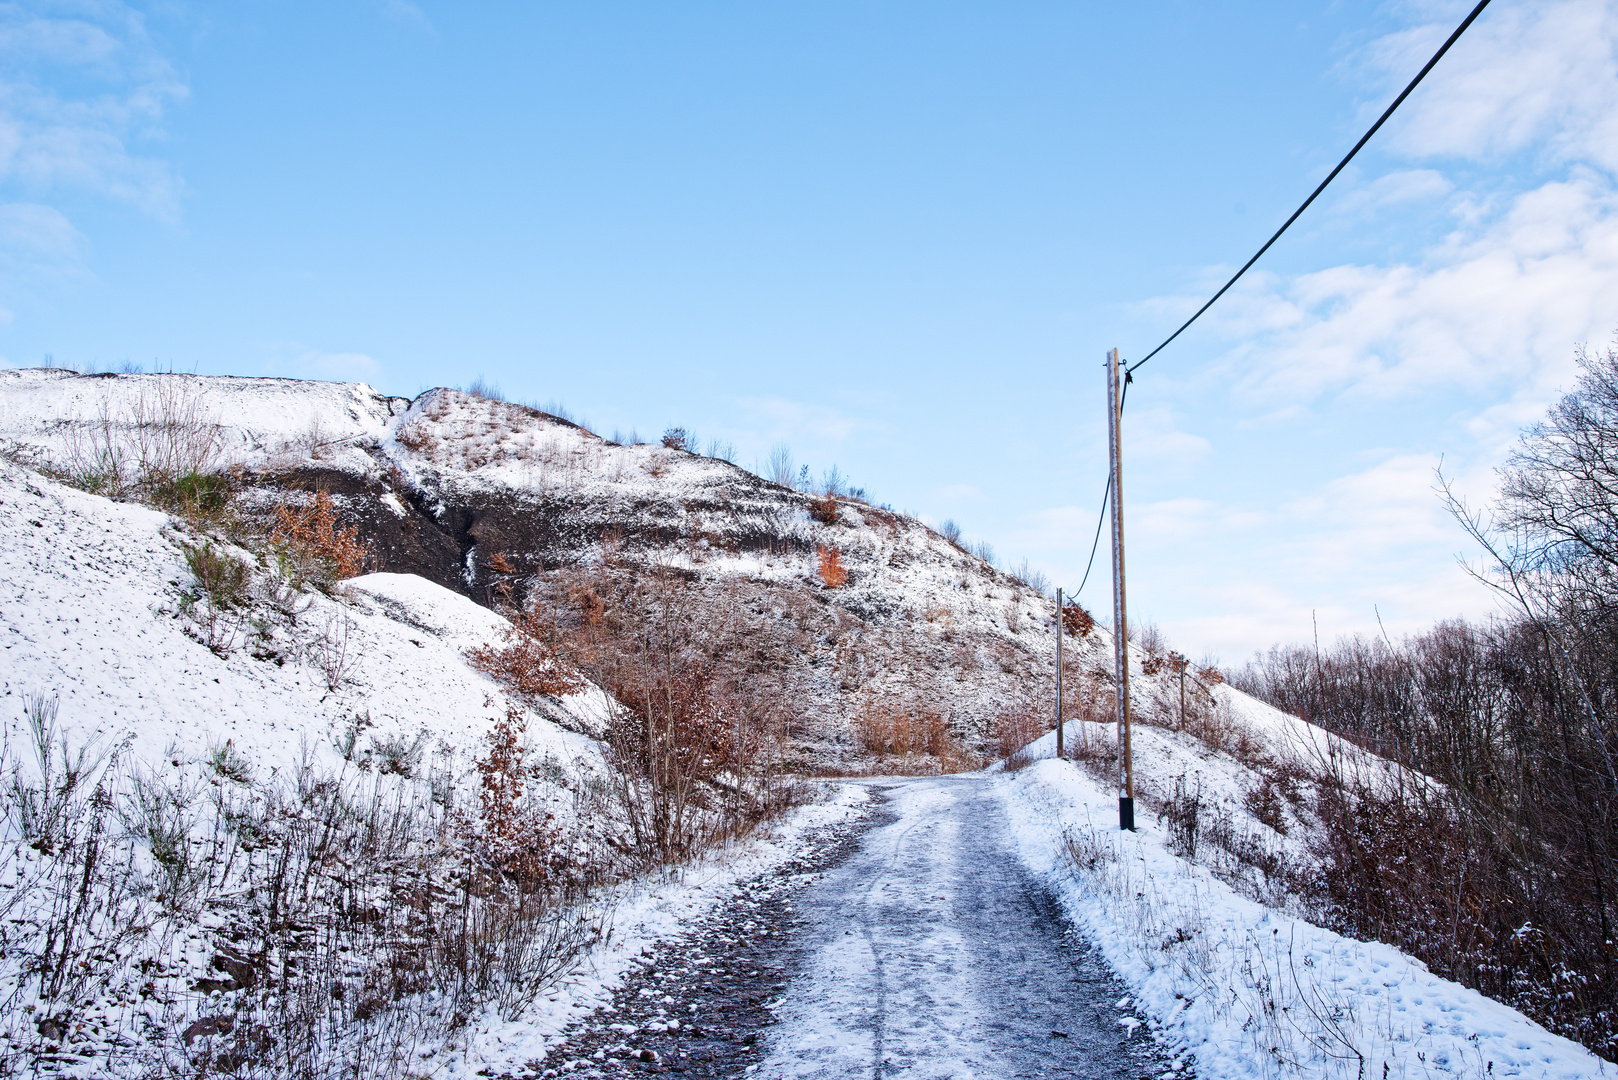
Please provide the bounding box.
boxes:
[758,776,1171,1079]
[531,777,1176,1079]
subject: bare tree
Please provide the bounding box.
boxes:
[767,444,797,489]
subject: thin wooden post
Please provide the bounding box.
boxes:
[1179,655,1187,727]
[1056,587,1065,759]
[1106,348,1135,831]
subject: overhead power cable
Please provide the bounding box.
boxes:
[1067,0,1493,602]
[1126,0,1493,376]
[1072,475,1112,600]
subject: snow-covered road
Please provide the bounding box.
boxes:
[760,776,1170,1079]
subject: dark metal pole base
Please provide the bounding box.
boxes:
[1119,796,1135,831]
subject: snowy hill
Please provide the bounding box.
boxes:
[0,368,1113,765]
[0,454,607,778]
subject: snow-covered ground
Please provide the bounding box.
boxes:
[457,782,872,1077]
[0,448,884,1075]
[759,775,1165,1079]
[0,455,604,776]
[4,367,1606,1077]
[997,720,1612,1079]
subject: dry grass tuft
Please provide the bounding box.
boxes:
[852,700,980,774]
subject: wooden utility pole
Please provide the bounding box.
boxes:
[1106,348,1135,831]
[1179,654,1187,727]
[1056,587,1064,758]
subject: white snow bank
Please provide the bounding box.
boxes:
[998,756,1612,1079]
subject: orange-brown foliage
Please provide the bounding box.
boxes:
[1061,600,1095,638]
[852,701,979,773]
[457,704,570,884]
[817,545,848,588]
[271,489,371,581]
[808,494,839,525]
[486,550,518,604]
[467,606,586,701]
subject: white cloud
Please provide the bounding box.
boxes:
[1139,454,1504,662]
[1122,404,1212,471]
[0,3,187,221]
[1195,174,1618,406]
[0,200,87,274]
[0,200,88,317]
[380,0,436,35]
[1327,168,1453,219]
[1365,0,1618,171]
[734,395,867,442]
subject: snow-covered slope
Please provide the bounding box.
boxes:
[0,369,1120,763]
[0,454,604,782]
[997,752,1612,1079]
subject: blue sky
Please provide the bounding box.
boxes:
[5,0,1617,663]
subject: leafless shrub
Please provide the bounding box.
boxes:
[314,608,358,693]
[1010,558,1049,594]
[465,376,505,401]
[1061,824,1119,873]
[539,562,808,864]
[179,541,252,656]
[969,538,996,567]
[1158,773,1203,858]
[1236,609,1618,1053]
[853,699,980,774]
[7,693,109,853]
[705,438,735,462]
[767,444,797,489]
[808,492,839,525]
[1,732,616,1076]
[938,518,962,546]
[56,380,225,502]
[992,697,1046,759]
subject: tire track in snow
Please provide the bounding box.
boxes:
[760,776,1181,1080]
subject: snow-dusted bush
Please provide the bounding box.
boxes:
[532,562,810,862]
[851,699,980,774]
[0,718,614,1075]
[269,489,371,591]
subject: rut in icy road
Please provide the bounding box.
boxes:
[760,775,1174,1079]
